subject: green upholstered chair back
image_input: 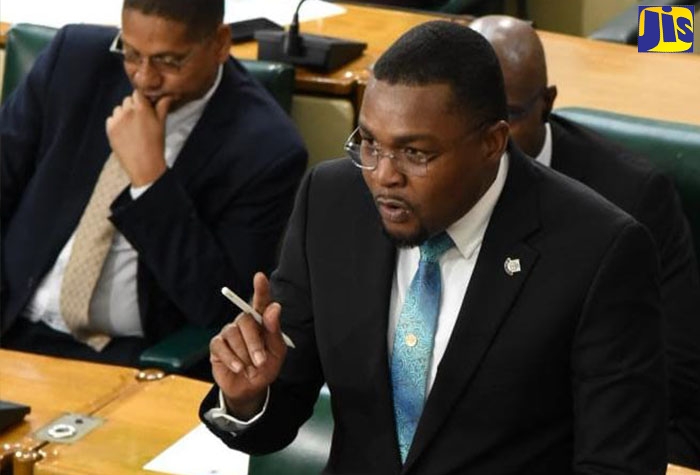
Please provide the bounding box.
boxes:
[553,107,700,269]
[1,23,295,113]
[239,59,295,113]
[1,23,58,103]
[248,386,333,475]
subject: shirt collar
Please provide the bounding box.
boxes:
[533,122,553,168]
[165,65,223,133]
[445,151,510,260]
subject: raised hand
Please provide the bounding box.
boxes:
[210,272,288,420]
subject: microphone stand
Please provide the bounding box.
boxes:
[255,0,368,71]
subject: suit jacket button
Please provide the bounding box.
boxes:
[27,277,35,288]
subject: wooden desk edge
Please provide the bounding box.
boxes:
[0,22,9,47]
[668,464,700,474]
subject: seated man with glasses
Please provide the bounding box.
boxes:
[199,21,666,473]
[0,0,307,367]
[471,15,700,469]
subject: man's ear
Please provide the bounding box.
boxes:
[542,85,558,122]
[214,24,232,63]
[482,120,510,163]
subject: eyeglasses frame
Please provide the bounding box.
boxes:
[109,31,200,74]
[344,123,488,177]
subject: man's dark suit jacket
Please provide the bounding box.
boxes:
[200,148,667,474]
[0,25,307,352]
[550,114,700,468]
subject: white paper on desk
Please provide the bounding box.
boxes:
[226,0,346,25]
[143,423,249,475]
[0,0,344,29]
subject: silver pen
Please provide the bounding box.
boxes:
[221,287,296,348]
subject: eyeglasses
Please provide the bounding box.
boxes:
[344,126,484,177]
[507,87,547,122]
[109,31,197,74]
[344,127,438,177]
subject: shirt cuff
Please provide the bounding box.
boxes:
[129,182,153,200]
[203,388,270,434]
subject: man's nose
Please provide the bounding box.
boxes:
[131,60,163,90]
[373,152,404,187]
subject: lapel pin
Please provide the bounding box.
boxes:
[504,257,521,276]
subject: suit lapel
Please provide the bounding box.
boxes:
[352,205,395,384]
[404,149,541,471]
[355,182,401,447]
[338,177,402,466]
[170,61,241,185]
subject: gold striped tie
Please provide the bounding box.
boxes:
[60,153,129,351]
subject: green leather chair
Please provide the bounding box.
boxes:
[553,107,700,271]
[249,385,333,475]
[1,23,296,374]
[1,24,58,102]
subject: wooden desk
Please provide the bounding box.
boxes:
[0,350,208,473]
[543,29,700,125]
[1,350,699,474]
[0,349,139,450]
[669,465,700,475]
[34,374,210,475]
[231,3,700,124]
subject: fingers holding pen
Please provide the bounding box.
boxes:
[212,307,286,381]
[214,315,261,377]
[210,322,247,375]
[211,277,289,405]
[235,313,268,378]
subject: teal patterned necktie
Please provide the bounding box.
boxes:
[391,231,455,462]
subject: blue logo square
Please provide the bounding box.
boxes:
[638,5,694,52]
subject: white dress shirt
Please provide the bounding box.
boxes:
[388,151,509,392]
[207,152,510,431]
[533,122,553,168]
[24,66,223,338]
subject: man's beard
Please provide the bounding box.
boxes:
[372,192,430,248]
[381,224,430,249]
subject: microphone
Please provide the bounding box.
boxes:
[283,0,307,56]
[255,0,367,72]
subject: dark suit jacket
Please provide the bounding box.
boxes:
[0,25,307,347]
[201,148,667,474]
[550,114,700,468]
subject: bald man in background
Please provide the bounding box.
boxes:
[470,15,700,469]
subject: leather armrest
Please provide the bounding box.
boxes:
[139,325,218,373]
